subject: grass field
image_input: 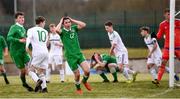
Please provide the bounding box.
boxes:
[0,73,180,98]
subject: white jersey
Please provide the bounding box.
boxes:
[49,33,63,56]
[144,35,162,58]
[26,26,48,56]
[108,31,127,54]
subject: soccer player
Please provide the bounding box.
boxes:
[156,8,180,83]
[104,21,138,83]
[46,23,65,83]
[56,17,92,95]
[0,35,9,84]
[90,53,118,83]
[26,16,49,93]
[7,12,33,91]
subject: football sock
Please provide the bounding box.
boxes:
[28,71,39,82]
[99,73,109,81]
[59,69,65,81]
[157,64,165,81]
[75,81,81,90]
[149,67,157,80]
[39,74,47,89]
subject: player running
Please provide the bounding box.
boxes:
[156,8,180,84]
[7,12,33,91]
[140,26,179,86]
[56,17,92,95]
[91,53,118,83]
[26,16,48,93]
[104,21,138,83]
[46,24,65,83]
[0,35,10,84]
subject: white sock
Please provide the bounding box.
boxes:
[165,67,170,73]
[59,69,65,81]
[149,67,157,80]
[39,74,47,89]
[123,67,131,80]
[28,71,39,82]
[127,68,135,74]
[46,68,51,81]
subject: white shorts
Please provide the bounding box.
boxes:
[115,52,129,65]
[49,54,63,65]
[31,53,49,69]
[147,56,162,67]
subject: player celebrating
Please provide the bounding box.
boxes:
[104,21,138,83]
[56,17,92,95]
[0,35,9,84]
[46,24,65,83]
[91,53,118,83]
[26,16,48,93]
[156,9,180,83]
[7,12,33,91]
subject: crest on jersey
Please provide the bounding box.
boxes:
[70,33,75,39]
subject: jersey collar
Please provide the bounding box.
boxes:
[16,23,23,27]
[63,27,71,32]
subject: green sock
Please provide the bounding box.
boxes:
[75,83,81,90]
[100,73,109,81]
[82,75,89,83]
[112,72,118,81]
[1,72,8,82]
[20,74,27,85]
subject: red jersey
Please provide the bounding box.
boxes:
[157,19,180,48]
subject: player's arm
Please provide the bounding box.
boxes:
[25,30,32,53]
[68,17,86,30]
[2,37,8,56]
[148,39,157,58]
[56,17,64,34]
[7,26,26,43]
[110,43,116,56]
[156,23,164,40]
[94,55,106,67]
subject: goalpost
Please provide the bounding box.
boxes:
[169,0,175,88]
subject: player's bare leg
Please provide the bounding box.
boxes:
[80,61,92,91]
[73,69,82,95]
[0,65,9,84]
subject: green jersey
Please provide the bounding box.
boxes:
[101,54,117,64]
[60,25,81,57]
[7,23,26,53]
[0,35,7,59]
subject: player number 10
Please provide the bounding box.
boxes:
[37,30,46,42]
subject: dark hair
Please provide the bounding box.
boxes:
[140,26,150,33]
[49,23,56,28]
[35,16,45,24]
[14,11,24,19]
[104,21,113,26]
[62,17,70,24]
[164,8,170,13]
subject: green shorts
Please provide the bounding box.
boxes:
[0,59,4,65]
[66,53,86,71]
[10,52,30,69]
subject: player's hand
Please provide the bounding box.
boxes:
[26,48,30,53]
[4,52,8,56]
[109,50,114,56]
[119,65,123,72]
[19,38,26,43]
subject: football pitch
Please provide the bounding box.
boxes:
[0,73,180,98]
